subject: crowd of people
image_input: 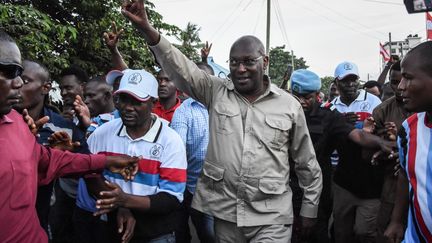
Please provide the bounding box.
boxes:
[1,1,432,243]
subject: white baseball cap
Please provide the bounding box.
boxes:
[106,69,124,86]
[113,69,159,101]
[334,61,359,80]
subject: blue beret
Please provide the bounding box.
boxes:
[290,69,321,94]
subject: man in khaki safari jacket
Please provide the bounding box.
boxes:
[121,1,322,241]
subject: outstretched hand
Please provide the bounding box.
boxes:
[22,109,49,136]
[48,131,81,151]
[106,155,140,181]
[104,22,124,52]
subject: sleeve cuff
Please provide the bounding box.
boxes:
[149,35,171,56]
[300,203,319,218]
[89,154,106,172]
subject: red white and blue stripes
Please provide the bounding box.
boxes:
[399,112,432,242]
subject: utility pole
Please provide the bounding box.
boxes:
[266,0,271,56]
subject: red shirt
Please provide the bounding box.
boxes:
[152,98,181,122]
[0,110,106,243]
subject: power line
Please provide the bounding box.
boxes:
[362,0,403,6]
[273,0,293,50]
[291,0,383,40]
[310,0,388,37]
[253,0,266,35]
[209,0,245,41]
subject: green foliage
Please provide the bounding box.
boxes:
[0,1,181,79]
[320,76,335,96]
[173,22,203,63]
[269,45,308,86]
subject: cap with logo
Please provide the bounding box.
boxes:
[112,69,159,101]
[334,61,359,80]
[290,69,321,94]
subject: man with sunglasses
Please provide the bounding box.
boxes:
[120,1,322,242]
[0,30,141,243]
[289,69,394,243]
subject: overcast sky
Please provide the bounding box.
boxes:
[154,0,426,80]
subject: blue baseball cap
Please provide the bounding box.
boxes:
[290,69,321,94]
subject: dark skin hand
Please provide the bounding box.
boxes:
[300,216,317,240]
[22,108,49,136]
[48,131,81,151]
[103,22,124,52]
[73,95,91,129]
[344,112,360,125]
[94,181,128,215]
[117,207,136,243]
[200,41,212,63]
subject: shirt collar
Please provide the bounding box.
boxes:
[334,89,367,105]
[225,76,281,97]
[0,113,13,124]
[117,115,163,143]
[154,98,181,112]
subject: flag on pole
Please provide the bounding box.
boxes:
[379,42,390,62]
[427,12,432,40]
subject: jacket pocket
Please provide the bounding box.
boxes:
[214,103,240,135]
[202,162,225,194]
[263,116,291,149]
[250,178,288,213]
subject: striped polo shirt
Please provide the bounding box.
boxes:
[399,112,432,242]
[87,115,187,202]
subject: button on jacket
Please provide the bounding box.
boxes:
[150,36,322,227]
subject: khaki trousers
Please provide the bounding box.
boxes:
[214,217,292,243]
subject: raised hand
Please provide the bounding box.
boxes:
[48,131,80,151]
[117,207,136,243]
[104,22,124,52]
[22,108,49,136]
[121,0,160,45]
[201,41,212,63]
[105,155,140,181]
[73,95,91,129]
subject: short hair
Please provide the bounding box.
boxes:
[23,60,51,83]
[87,75,113,92]
[195,62,215,75]
[60,65,89,84]
[231,35,265,56]
[0,29,15,43]
[390,60,401,72]
[363,80,382,94]
[405,41,432,77]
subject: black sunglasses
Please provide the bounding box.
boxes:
[0,61,23,80]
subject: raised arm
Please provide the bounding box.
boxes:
[104,22,129,71]
[121,0,219,107]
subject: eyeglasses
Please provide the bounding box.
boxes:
[228,56,263,68]
[0,61,23,80]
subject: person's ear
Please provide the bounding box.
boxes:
[263,56,269,70]
[42,82,52,95]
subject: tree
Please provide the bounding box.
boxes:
[174,22,203,63]
[0,1,180,79]
[320,76,335,95]
[269,45,308,86]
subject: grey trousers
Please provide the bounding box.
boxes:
[333,183,380,243]
[214,217,292,243]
